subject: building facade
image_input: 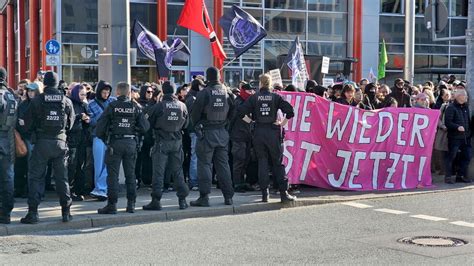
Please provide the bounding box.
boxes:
[0,0,468,87]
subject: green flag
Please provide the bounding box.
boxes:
[378,39,388,80]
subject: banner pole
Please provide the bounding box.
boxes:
[219,57,238,71]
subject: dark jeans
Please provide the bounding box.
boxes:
[67,144,87,195]
[231,140,252,187]
[14,139,33,195]
[445,138,472,178]
[135,142,153,186]
[105,139,137,203]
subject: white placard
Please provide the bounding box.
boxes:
[322,78,334,88]
[268,69,283,86]
[321,56,330,74]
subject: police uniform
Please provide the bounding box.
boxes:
[21,71,75,224]
[239,85,296,203]
[0,68,17,224]
[143,81,189,211]
[96,90,150,214]
[190,67,234,207]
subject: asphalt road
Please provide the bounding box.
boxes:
[0,190,472,265]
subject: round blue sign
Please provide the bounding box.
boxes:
[45,40,60,55]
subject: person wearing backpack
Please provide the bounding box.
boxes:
[20,71,75,224]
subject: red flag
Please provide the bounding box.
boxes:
[177,0,227,61]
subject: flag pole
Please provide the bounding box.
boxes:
[219,57,238,71]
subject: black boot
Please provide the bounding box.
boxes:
[280,190,296,203]
[262,189,269,202]
[20,207,39,224]
[190,193,210,207]
[0,209,11,224]
[143,197,162,211]
[97,202,117,214]
[61,206,73,222]
[224,197,233,205]
[178,198,188,210]
[126,200,136,213]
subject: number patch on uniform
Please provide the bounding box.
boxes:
[167,111,179,121]
[213,98,224,107]
[118,118,131,128]
[260,103,270,116]
[46,111,60,121]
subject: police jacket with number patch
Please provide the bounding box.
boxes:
[95,95,150,143]
[149,94,188,141]
[0,85,17,161]
[190,82,234,130]
[27,87,74,141]
[239,87,294,127]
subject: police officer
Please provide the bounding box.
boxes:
[96,82,149,214]
[21,71,75,224]
[143,81,189,210]
[239,74,296,203]
[0,67,17,224]
[190,67,234,207]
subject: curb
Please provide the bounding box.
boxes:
[0,185,472,237]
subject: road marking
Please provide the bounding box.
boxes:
[374,208,409,215]
[410,214,448,221]
[450,221,474,228]
[341,202,373,209]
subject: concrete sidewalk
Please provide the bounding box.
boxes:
[1,178,472,237]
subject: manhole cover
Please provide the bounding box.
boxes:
[398,236,469,247]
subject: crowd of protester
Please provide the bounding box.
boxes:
[5,71,472,206]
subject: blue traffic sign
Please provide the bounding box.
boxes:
[45,40,60,55]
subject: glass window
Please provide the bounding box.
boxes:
[431,55,449,68]
[62,66,99,83]
[450,45,466,55]
[450,19,467,45]
[62,44,99,64]
[244,69,263,82]
[380,0,402,13]
[61,0,98,32]
[415,17,449,45]
[168,5,188,36]
[308,0,348,12]
[265,10,306,40]
[62,33,98,44]
[308,12,347,42]
[170,70,186,85]
[224,0,240,6]
[130,3,157,34]
[224,69,242,88]
[414,0,427,14]
[450,56,466,68]
[386,44,404,53]
[414,45,449,54]
[131,67,157,85]
[264,40,294,71]
[386,54,404,70]
[265,0,307,10]
[306,42,346,58]
[379,16,405,43]
[243,0,263,8]
[450,0,468,17]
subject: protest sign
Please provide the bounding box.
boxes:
[269,69,283,86]
[280,92,440,191]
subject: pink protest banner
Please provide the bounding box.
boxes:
[280,92,440,191]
